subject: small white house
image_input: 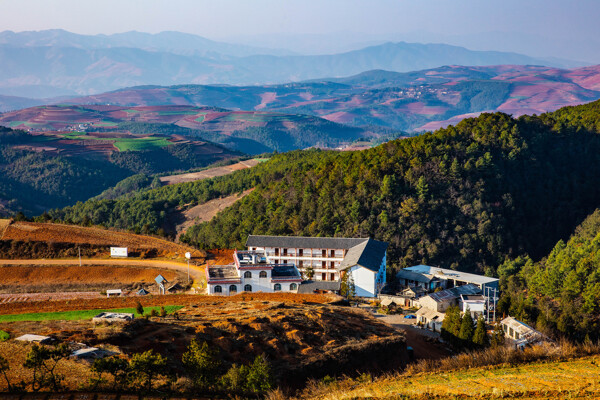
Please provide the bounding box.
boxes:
[501,316,546,349]
[460,294,486,319]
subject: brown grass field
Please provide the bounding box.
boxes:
[0,292,335,315]
[0,265,183,294]
[0,265,180,286]
[1,220,204,259]
[0,293,407,392]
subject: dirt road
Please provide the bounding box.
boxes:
[175,189,254,238]
[159,159,262,185]
[370,311,451,360]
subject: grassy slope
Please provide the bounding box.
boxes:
[307,355,600,399]
[0,305,183,322]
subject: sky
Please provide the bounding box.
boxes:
[0,0,599,62]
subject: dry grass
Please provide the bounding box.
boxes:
[0,294,403,393]
[293,341,600,400]
[2,221,204,258]
[0,292,336,315]
[0,341,94,391]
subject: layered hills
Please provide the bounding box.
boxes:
[59,64,600,132]
[49,100,600,276]
[0,104,372,153]
[0,29,576,98]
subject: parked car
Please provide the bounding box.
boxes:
[404,314,416,319]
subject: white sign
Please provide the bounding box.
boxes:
[110,247,128,258]
[185,252,191,259]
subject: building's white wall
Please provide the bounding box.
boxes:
[350,265,376,297]
[239,269,272,292]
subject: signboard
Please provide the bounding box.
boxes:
[185,252,191,260]
[110,247,128,258]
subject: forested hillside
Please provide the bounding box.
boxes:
[0,126,240,215]
[498,208,600,341]
[51,100,600,276]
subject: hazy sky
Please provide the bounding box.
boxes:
[1,0,598,61]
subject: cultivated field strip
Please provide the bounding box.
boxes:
[0,291,102,304]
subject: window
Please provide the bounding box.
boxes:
[330,273,335,281]
[259,271,267,278]
[244,284,252,292]
[282,260,287,264]
[299,260,303,268]
[244,271,252,279]
[214,285,222,293]
[322,249,326,257]
[229,285,237,293]
[283,248,288,256]
[330,261,335,268]
[275,248,279,256]
[322,261,326,268]
[322,273,326,281]
[299,249,303,256]
[330,250,335,257]
[274,283,281,291]
[290,283,298,291]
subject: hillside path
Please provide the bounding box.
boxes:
[0,258,205,283]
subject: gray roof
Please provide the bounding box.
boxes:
[207,265,239,280]
[428,283,482,303]
[246,235,369,250]
[137,288,149,295]
[271,265,301,278]
[297,280,341,294]
[403,265,499,285]
[339,238,388,272]
[397,269,435,283]
[155,274,167,284]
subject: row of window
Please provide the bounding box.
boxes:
[243,271,268,278]
[213,283,298,293]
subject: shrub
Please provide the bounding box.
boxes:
[135,301,144,316]
[0,330,9,341]
[181,340,222,388]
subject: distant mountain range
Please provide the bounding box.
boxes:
[40,64,600,132]
[0,29,582,98]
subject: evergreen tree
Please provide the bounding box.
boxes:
[491,322,506,347]
[472,316,489,347]
[441,305,462,343]
[181,340,222,388]
[459,311,475,344]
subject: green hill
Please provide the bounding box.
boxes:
[50,100,600,277]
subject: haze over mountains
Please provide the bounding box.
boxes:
[35,64,600,132]
[0,29,583,99]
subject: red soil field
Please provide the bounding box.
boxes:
[0,292,336,315]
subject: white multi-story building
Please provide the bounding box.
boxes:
[246,235,388,297]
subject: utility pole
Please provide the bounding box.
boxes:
[493,288,498,323]
[486,286,490,322]
[185,252,191,284]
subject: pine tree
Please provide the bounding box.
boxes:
[472,316,489,347]
[491,322,506,347]
[459,311,475,344]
